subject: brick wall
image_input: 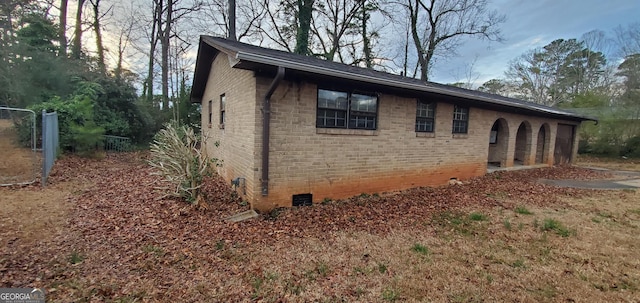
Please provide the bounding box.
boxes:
[253,77,580,210]
[200,54,261,205]
[201,63,580,211]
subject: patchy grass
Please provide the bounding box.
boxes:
[2,154,640,302]
[410,243,430,257]
[515,206,534,215]
[540,218,573,237]
[469,212,488,221]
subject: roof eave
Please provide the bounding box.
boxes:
[235,51,590,121]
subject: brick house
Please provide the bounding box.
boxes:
[190,36,592,212]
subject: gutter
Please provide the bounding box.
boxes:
[261,66,285,196]
[235,51,592,121]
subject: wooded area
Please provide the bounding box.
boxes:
[0,0,638,156]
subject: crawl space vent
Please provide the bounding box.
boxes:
[292,193,312,207]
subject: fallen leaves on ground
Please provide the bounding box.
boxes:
[0,153,614,301]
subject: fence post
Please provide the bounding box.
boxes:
[41,110,47,187]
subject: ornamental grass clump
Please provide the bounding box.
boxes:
[148,123,218,207]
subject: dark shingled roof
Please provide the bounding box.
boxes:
[191,35,593,122]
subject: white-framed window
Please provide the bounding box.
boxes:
[416,100,435,132]
[452,105,469,134]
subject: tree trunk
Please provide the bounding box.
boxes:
[115,25,130,79]
[91,0,105,73]
[362,4,372,68]
[161,0,173,110]
[228,0,236,40]
[72,0,85,59]
[409,0,428,80]
[59,0,68,56]
[146,0,160,102]
[294,0,313,55]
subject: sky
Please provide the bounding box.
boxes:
[426,0,640,86]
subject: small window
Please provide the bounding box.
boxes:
[489,122,498,144]
[316,89,377,130]
[452,105,469,134]
[415,100,435,132]
[208,100,213,127]
[220,94,226,128]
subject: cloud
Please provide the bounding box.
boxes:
[429,0,640,85]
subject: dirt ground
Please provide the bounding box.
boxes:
[0,182,73,247]
[0,119,40,185]
[0,153,639,302]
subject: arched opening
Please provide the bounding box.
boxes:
[514,121,532,165]
[535,123,550,164]
[487,118,509,168]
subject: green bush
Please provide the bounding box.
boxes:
[622,136,640,158]
[70,121,105,156]
[578,139,591,154]
[29,83,104,155]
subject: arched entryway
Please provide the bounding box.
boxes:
[535,123,550,164]
[487,118,509,167]
[514,121,532,165]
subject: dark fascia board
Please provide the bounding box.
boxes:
[190,37,216,103]
[192,36,595,122]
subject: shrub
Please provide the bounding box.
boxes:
[622,136,640,158]
[148,123,217,206]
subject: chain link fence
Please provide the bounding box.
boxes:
[0,106,39,185]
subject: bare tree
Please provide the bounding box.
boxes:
[198,0,264,41]
[505,38,608,106]
[89,0,111,73]
[449,56,479,89]
[112,5,136,79]
[143,0,161,102]
[614,23,640,58]
[260,0,297,51]
[58,0,67,56]
[160,0,173,109]
[310,0,364,61]
[71,0,85,59]
[155,0,203,109]
[259,0,315,54]
[404,0,505,81]
[504,50,552,105]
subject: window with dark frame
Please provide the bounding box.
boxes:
[415,100,435,132]
[219,94,226,128]
[316,89,378,130]
[452,105,469,134]
[490,122,498,143]
[208,100,213,127]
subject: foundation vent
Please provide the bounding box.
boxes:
[292,193,312,207]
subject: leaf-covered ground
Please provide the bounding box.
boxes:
[1,153,639,302]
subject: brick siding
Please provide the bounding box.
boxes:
[201,57,580,211]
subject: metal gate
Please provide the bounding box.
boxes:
[554,124,575,165]
[0,106,38,185]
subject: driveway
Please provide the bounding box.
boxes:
[540,168,640,189]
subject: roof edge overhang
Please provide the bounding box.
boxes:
[235,51,593,122]
[191,36,595,122]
